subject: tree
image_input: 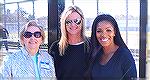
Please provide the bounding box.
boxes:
[28,14,35,21]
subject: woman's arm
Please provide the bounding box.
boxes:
[121,51,137,80]
[0,54,13,79]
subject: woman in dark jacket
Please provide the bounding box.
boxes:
[87,14,137,80]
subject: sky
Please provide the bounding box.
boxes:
[0,0,149,18]
[65,0,141,18]
[0,0,48,18]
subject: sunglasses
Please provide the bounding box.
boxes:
[65,18,82,26]
[23,31,42,38]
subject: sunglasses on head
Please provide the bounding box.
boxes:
[23,31,42,38]
[65,18,82,26]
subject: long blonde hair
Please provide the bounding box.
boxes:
[59,5,86,56]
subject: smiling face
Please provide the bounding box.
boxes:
[65,12,82,36]
[22,26,43,51]
[96,21,116,47]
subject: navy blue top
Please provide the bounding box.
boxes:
[50,41,89,80]
[91,47,137,80]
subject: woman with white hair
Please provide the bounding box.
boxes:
[1,20,56,80]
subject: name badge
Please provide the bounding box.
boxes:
[40,61,50,70]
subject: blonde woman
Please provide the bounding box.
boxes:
[1,20,56,80]
[49,5,90,80]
